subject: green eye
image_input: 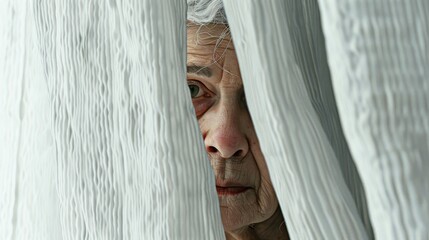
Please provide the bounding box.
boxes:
[188,84,200,98]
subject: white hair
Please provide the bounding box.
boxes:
[187,0,227,24]
[186,0,233,79]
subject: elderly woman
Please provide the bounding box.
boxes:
[187,1,289,239]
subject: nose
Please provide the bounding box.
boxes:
[204,112,249,159]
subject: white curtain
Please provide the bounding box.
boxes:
[1,1,224,239]
[224,0,428,239]
[318,0,429,239]
[1,0,428,239]
[223,1,371,239]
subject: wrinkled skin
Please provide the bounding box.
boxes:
[187,23,288,240]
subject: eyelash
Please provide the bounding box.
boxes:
[187,80,211,98]
[187,80,247,107]
[187,80,216,116]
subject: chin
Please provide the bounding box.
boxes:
[220,207,252,232]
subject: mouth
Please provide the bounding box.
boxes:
[216,186,250,196]
[215,179,251,196]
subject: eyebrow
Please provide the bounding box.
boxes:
[187,65,212,77]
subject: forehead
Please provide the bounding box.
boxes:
[187,23,235,66]
[187,23,232,48]
[187,24,242,88]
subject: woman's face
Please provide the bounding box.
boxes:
[187,23,279,232]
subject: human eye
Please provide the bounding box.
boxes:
[186,80,215,116]
[187,80,206,98]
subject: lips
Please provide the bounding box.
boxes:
[216,186,250,195]
[215,179,250,196]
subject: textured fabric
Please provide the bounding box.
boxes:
[223,1,370,239]
[0,1,224,239]
[318,0,429,239]
[0,2,60,239]
[1,0,428,239]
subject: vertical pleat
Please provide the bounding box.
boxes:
[0,1,61,240]
[283,1,373,237]
[1,0,224,239]
[223,0,369,239]
[318,0,429,239]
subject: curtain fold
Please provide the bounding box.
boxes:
[223,0,370,239]
[0,1,61,239]
[1,0,428,239]
[1,1,224,239]
[317,0,429,239]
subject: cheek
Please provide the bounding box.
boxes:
[256,170,278,215]
[220,148,279,230]
[192,98,215,117]
[251,139,279,218]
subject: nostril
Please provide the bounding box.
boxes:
[233,150,243,157]
[207,146,218,153]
